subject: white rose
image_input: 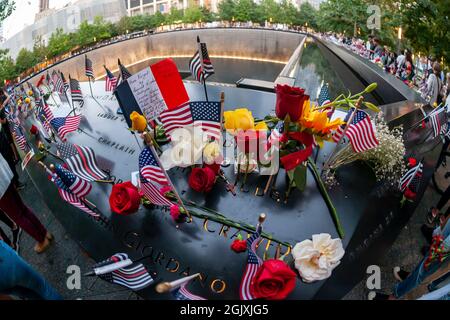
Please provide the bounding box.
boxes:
[160,126,207,169]
[292,233,345,283]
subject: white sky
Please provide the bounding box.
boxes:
[2,0,72,40]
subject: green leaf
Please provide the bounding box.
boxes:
[364,102,381,113]
[294,165,307,192]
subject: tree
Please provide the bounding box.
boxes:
[0,49,16,83]
[295,2,318,29]
[234,0,255,22]
[165,7,184,24]
[183,5,204,23]
[402,0,450,61]
[254,0,279,24]
[279,0,297,25]
[218,0,236,21]
[47,28,73,58]
[0,0,14,22]
[15,48,37,74]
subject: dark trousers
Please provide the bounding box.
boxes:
[436,185,450,217]
[0,184,46,243]
[0,210,15,246]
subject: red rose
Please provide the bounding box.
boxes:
[188,167,216,193]
[280,131,314,171]
[404,187,417,200]
[231,239,247,253]
[109,181,141,215]
[250,259,297,300]
[408,158,417,168]
[170,205,186,223]
[275,84,309,121]
[30,125,38,135]
[235,130,266,154]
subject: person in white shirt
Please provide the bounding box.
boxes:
[427,62,443,106]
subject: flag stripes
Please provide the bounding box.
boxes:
[96,253,153,291]
[104,66,118,92]
[173,284,206,300]
[70,77,84,108]
[85,55,94,79]
[399,161,423,192]
[51,115,81,141]
[239,225,263,300]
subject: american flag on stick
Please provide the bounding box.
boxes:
[429,107,444,138]
[69,76,84,108]
[333,108,378,153]
[94,253,154,291]
[139,146,172,207]
[50,164,98,218]
[50,115,81,141]
[156,273,206,300]
[399,161,423,192]
[239,216,265,300]
[10,121,28,152]
[104,65,118,92]
[159,101,222,140]
[318,83,331,106]
[52,70,64,94]
[56,142,108,182]
[189,36,214,82]
[85,55,94,79]
[118,58,132,81]
[60,71,70,92]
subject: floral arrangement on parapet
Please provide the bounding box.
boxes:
[322,114,406,189]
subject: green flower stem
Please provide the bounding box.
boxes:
[181,198,292,248]
[307,158,345,239]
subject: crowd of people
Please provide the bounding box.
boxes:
[325,33,450,108]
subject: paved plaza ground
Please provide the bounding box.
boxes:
[1,159,447,300]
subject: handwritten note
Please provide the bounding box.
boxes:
[128,67,167,121]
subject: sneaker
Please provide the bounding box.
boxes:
[368,291,391,300]
[34,237,51,254]
[393,266,410,281]
[12,227,22,253]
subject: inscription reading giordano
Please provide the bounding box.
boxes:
[116,218,292,296]
[97,137,136,155]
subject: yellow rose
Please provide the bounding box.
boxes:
[28,90,33,96]
[255,121,268,131]
[25,97,31,104]
[203,141,221,164]
[130,111,147,132]
[224,108,255,131]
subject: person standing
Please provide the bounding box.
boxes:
[427,62,444,106]
[0,240,62,300]
[0,151,53,253]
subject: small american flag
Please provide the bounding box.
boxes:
[52,70,64,94]
[104,66,118,92]
[11,121,28,152]
[263,121,284,162]
[35,98,53,135]
[239,224,263,300]
[60,72,69,92]
[160,101,222,139]
[399,161,423,192]
[46,71,53,89]
[430,107,443,138]
[95,253,153,291]
[69,76,84,108]
[118,58,132,81]
[56,142,108,182]
[50,115,81,141]
[172,283,206,300]
[189,36,214,82]
[139,146,172,207]
[51,165,98,217]
[318,83,331,106]
[333,108,378,153]
[85,55,94,79]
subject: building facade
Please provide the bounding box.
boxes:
[125,0,220,16]
[1,0,127,59]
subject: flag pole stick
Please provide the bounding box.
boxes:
[203,79,209,102]
[142,132,192,221]
[88,77,107,111]
[322,96,363,172]
[156,273,201,293]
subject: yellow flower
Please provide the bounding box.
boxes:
[255,121,268,131]
[203,141,221,164]
[25,97,31,104]
[130,111,147,132]
[28,90,33,96]
[224,108,255,131]
[298,100,344,136]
